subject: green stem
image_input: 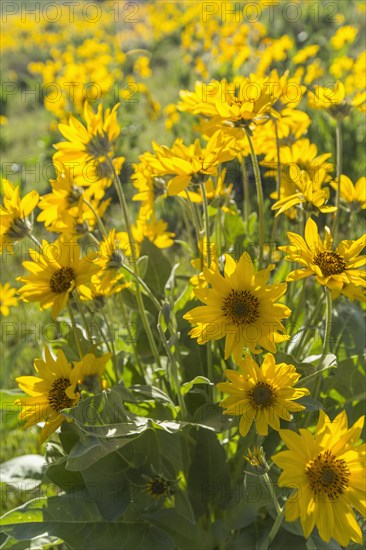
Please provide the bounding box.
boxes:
[83,198,108,240]
[67,302,83,359]
[157,322,187,419]
[100,308,118,382]
[258,473,284,550]
[199,180,215,395]
[117,293,144,378]
[240,155,250,224]
[199,180,211,268]
[244,128,265,268]
[73,291,93,342]
[331,119,342,241]
[107,157,162,368]
[268,121,281,265]
[185,191,202,259]
[28,233,42,251]
[311,288,332,401]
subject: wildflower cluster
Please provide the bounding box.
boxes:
[1,1,365,549]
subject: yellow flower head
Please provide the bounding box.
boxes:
[0,179,39,254]
[54,102,121,166]
[179,75,280,127]
[272,410,365,547]
[280,217,366,300]
[271,168,337,218]
[0,282,18,316]
[330,25,358,50]
[74,352,112,391]
[217,353,309,437]
[96,229,132,289]
[330,175,366,211]
[148,131,237,196]
[15,348,82,442]
[17,237,99,319]
[184,252,291,361]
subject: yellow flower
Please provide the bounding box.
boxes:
[0,179,39,254]
[183,252,291,361]
[279,217,366,300]
[74,352,112,391]
[37,165,111,238]
[330,175,366,211]
[96,230,132,289]
[217,354,309,437]
[79,273,128,306]
[148,131,237,195]
[0,283,18,316]
[271,169,337,218]
[189,239,219,293]
[54,102,121,166]
[132,216,175,249]
[293,45,320,65]
[15,348,82,443]
[179,75,280,127]
[272,410,365,547]
[17,237,99,319]
[330,25,358,50]
[307,79,345,107]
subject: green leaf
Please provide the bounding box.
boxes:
[181,376,212,395]
[140,239,172,296]
[188,429,230,516]
[173,488,195,524]
[0,390,25,431]
[0,456,46,491]
[136,255,149,279]
[0,495,175,550]
[142,509,213,550]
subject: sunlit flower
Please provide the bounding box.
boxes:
[330,175,366,211]
[217,354,309,436]
[179,75,280,127]
[15,348,82,442]
[279,217,366,300]
[330,25,358,50]
[74,352,112,392]
[54,102,121,166]
[184,252,291,360]
[0,283,18,316]
[271,168,337,217]
[147,131,237,195]
[17,237,99,319]
[0,179,39,254]
[272,410,365,547]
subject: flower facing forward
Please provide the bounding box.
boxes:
[17,237,99,319]
[279,217,366,300]
[15,348,82,442]
[272,410,365,546]
[184,253,291,361]
[217,354,309,436]
[0,179,39,254]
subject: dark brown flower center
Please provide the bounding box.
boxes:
[313,251,346,277]
[222,289,260,325]
[50,267,75,293]
[48,377,74,412]
[249,382,276,409]
[306,450,350,499]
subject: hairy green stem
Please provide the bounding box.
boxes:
[244,128,265,268]
[331,119,342,241]
[107,157,162,368]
